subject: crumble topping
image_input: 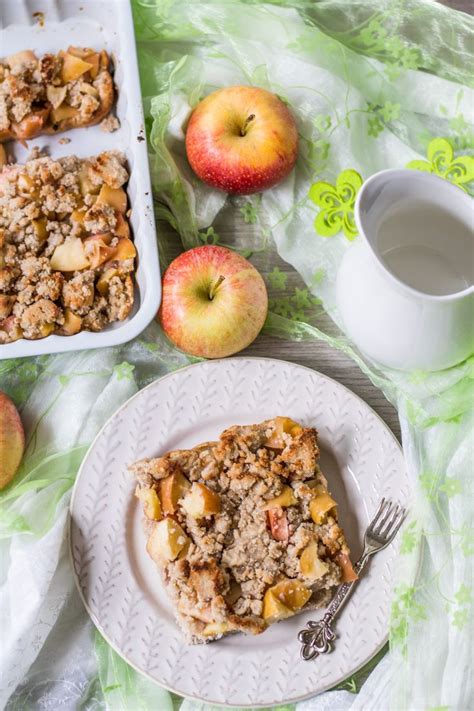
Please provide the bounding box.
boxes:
[131,417,355,644]
[0,47,114,141]
[0,151,135,343]
[100,115,120,132]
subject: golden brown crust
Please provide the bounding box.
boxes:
[132,455,194,482]
[227,613,267,635]
[279,428,320,478]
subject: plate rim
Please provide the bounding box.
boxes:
[69,356,405,708]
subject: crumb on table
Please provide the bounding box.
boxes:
[100,115,120,132]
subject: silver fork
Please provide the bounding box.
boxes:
[298,498,407,661]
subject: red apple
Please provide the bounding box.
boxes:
[185,86,298,195]
[159,245,268,358]
[0,391,25,490]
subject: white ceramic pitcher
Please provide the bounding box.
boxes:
[336,169,474,371]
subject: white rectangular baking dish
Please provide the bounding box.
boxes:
[0,0,161,359]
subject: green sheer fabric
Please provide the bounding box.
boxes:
[1,1,472,709]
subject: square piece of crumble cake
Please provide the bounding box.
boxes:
[0,150,135,342]
[131,417,356,644]
[0,47,114,142]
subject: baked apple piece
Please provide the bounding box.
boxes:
[159,471,191,514]
[263,578,312,622]
[181,483,221,518]
[147,519,190,563]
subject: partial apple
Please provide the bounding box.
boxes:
[0,391,25,489]
[185,86,298,195]
[159,245,268,358]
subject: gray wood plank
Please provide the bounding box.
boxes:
[441,0,472,12]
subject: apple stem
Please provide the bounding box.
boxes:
[209,275,225,300]
[240,114,255,136]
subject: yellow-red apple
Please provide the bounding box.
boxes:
[159,245,268,358]
[185,86,298,195]
[0,391,25,489]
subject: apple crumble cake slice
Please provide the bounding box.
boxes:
[131,417,356,644]
[0,150,136,342]
[0,47,114,142]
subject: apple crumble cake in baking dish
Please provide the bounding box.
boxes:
[0,47,115,142]
[131,417,356,644]
[0,150,136,343]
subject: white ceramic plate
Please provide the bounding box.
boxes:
[70,357,409,708]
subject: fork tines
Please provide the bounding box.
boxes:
[369,498,407,542]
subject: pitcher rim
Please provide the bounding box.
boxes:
[354,168,474,302]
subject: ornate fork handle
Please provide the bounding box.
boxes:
[298,498,407,661]
[298,554,367,661]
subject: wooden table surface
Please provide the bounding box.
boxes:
[440,0,471,11]
[158,0,472,443]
